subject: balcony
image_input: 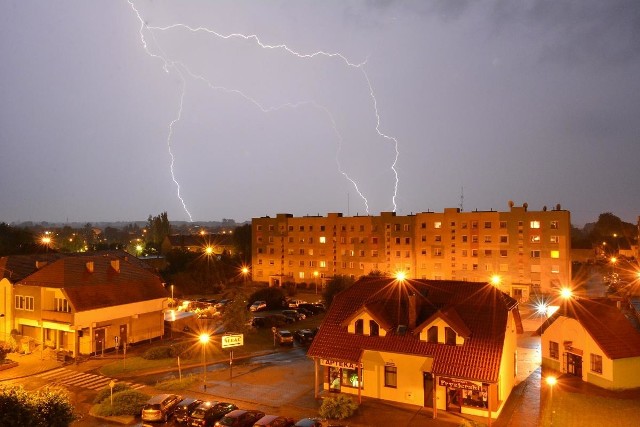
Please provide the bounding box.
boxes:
[41,310,73,324]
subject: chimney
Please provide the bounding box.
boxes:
[110,259,120,273]
[86,261,94,273]
[408,292,418,329]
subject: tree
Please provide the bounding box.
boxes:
[147,212,172,247]
[222,292,251,334]
[0,385,76,427]
[233,224,252,263]
[323,275,355,308]
[0,223,37,256]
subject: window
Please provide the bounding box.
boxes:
[461,222,468,229]
[484,236,492,243]
[484,249,492,256]
[471,221,478,229]
[500,249,508,257]
[435,235,442,242]
[530,221,541,229]
[471,249,478,257]
[500,235,508,243]
[550,235,559,243]
[427,326,438,343]
[462,235,468,243]
[268,224,274,231]
[405,237,411,244]
[308,249,314,256]
[421,222,426,229]
[484,221,492,229]
[461,250,468,257]
[434,248,442,256]
[320,225,325,231]
[530,235,541,243]
[371,250,378,257]
[551,265,560,273]
[500,221,507,229]
[403,224,410,231]
[499,264,509,272]
[550,250,560,259]
[472,235,478,243]
[15,295,34,311]
[320,260,327,268]
[299,226,305,231]
[299,249,305,255]
[298,272,305,279]
[549,341,559,359]
[299,260,304,266]
[256,225,263,231]
[590,354,603,374]
[341,368,362,388]
[384,365,397,388]
[355,319,364,334]
[309,260,316,267]
[372,237,378,244]
[55,298,71,313]
[445,327,456,345]
[395,237,401,244]
[370,321,379,337]
[550,220,559,229]
[319,236,326,244]
[530,250,541,258]
[434,221,442,229]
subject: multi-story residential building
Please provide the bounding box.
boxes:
[251,204,571,298]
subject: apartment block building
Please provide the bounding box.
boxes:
[251,204,571,298]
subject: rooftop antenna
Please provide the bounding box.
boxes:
[459,186,464,212]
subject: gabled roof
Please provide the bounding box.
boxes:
[15,254,167,312]
[340,305,393,332]
[0,254,68,282]
[308,277,520,383]
[415,306,472,338]
[536,298,640,360]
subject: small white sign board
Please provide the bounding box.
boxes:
[222,334,244,348]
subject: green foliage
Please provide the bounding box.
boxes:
[322,275,355,308]
[0,222,38,256]
[248,287,286,310]
[0,385,77,427]
[142,346,173,360]
[232,223,252,262]
[169,341,195,359]
[318,394,358,420]
[156,374,198,391]
[223,292,251,333]
[93,383,131,404]
[93,390,150,417]
[0,342,12,361]
[147,211,172,247]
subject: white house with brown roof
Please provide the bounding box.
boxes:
[537,297,640,389]
[1,252,168,358]
[307,277,523,421]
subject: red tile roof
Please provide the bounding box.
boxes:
[15,254,167,312]
[308,277,519,383]
[536,298,640,360]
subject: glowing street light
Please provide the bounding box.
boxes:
[241,266,249,284]
[490,275,501,287]
[199,333,210,385]
[560,288,573,299]
[205,246,214,256]
[395,271,407,281]
[313,271,319,294]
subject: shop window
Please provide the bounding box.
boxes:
[549,341,559,359]
[462,386,489,408]
[341,368,362,388]
[370,320,379,336]
[427,326,438,343]
[590,354,603,374]
[445,327,456,345]
[355,319,364,335]
[384,365,397,388]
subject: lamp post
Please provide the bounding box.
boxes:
[313,271,319,294]
[241,267,249,284]
[199,333,210,387]
[171,285,174,308]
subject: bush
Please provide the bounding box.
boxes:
[318,394,358,420]
[93,383,131,404]
[0,342,11,361]
[170,341,194,359]
[93,390,150,417]
[142,346,172,360]
[0,385,77,427]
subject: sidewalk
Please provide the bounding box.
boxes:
[0,346,64,382]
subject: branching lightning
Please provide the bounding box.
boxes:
[127,0,399,219]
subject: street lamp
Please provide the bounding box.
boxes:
[313,271,319,294]
[559,288,573,300]
[199,333,210,385]
[241,266,249,284]
[490,275,501,287]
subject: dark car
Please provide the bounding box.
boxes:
[282,310,305,321]
[214,409,266,427]
[188,401,238,427]
[266,314,294,326]
[253,414,295,427]
[294,419,323,427]
[275,330,294,346]
[174,397,203,424]
[141,393,182,423]
[298,303,324,315]
[293,329,314,344]
[296,307,313,318]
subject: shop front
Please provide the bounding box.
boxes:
[437,376,496,423]
[318,358,363,401]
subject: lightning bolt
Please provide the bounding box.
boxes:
[127,0,399,218]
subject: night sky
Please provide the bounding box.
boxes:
[1,1,639,226]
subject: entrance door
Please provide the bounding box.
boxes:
[566,353,583,377]
[94,329,105,355]
[423,372,433,408]
[119,325,127,346]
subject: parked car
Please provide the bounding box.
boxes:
[253,414,295,427]
[294,418,323,427]
[214,409,265,427]
[250,300,267,312]
[267,314,294,326]
[298,303,324,315]
[141,393,182,423]
[287,299,307,308]
[293,329,314,344]
[296,307,313,318]
[215,299,233,310]
[282,310,305,321]
[174,397,203,424]
[247,316,267,328]
[275,330,294,346]
[188,401,238,427]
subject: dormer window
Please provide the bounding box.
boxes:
[445,327,457,345]
[370,320,379,337]
[427,326,438,343]
[355,319,364,335]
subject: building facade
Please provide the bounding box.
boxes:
[252,204,571,297]
[538,297,640,389]
[1,252,168,357]
[307,277,522,421]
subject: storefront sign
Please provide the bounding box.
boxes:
[438,377,481,391]
[221,334,244,348]
[320,359,362,369]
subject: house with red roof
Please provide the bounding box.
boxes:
[1,252,168,358]
[307,277,523,421]
[537,297,640,389]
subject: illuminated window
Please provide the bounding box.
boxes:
[530,221,541,229]
[590,354,603,374]
[551,250,560,259]
[319,236,326,244]
[551,265,560,273]
[549,341,559,359]
[320,260,327,268]
[550,221,559,229]
[530,235,541,243]
[308,249,314,256]
[550,235,559,243]
[299,271,305,279]
[434,222,442,229]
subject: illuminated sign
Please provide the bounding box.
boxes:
[438,377,481,391]
[320,359,362,369]
[221,334,244,348]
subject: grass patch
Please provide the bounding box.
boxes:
[92,389,150,417]
[155,374,199,391]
